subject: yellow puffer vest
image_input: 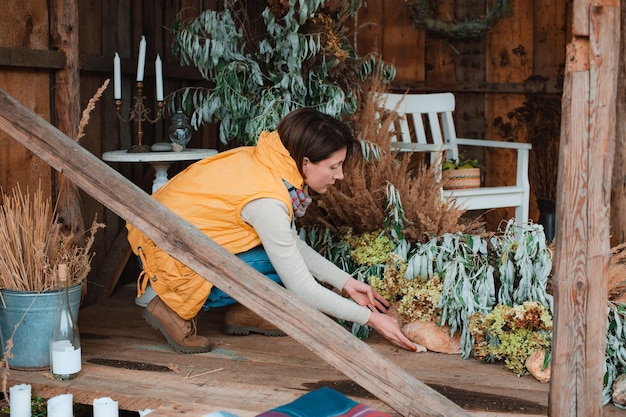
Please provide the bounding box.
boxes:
[126,131,303,319]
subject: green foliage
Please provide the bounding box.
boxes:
[4,396,47,417]
[604,302,626,405]
[169,1,395,144]
[399,220,553,357]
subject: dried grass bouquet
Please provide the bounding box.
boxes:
[0,183,104,292]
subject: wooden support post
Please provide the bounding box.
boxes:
[50,0,84,238]
[550,2,619,416]
[0,88,470,417]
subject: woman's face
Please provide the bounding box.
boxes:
[302,147,347,194]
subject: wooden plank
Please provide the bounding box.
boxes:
[484,0,533,228]
[7,284,553,416]
[7,283,625,417]
[51,0,84,239]
[550,3,618,416]
[584,3,617,411]
[0,47,66,69]
[551,62,590,417]
[612,0,626,246]
[532,0,567,79]
[571,0,589,36]
[453,1,487,181]
[383,0,425,82]
[526,0,568,221]
[9,284,623,417]
[424,0,455,83]
[0,88,470,417]
[0,2,52,196]
[354,1,384,58]
[75,0,115,305]
[83,228,132,306]
[390,80,562,94]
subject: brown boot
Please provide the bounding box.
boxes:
[224,304,286,336]
[142,296,213,353]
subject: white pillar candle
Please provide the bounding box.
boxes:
[47,393,73,417]
[113,52,122,100]
[136,35,147,82]
[9,384,31,417]
[155,54,163,102]
[93,397,119,417]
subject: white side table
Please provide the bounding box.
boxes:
[102,148,218,193]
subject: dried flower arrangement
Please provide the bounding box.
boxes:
[0,183,104,292]
[468,301,553,375]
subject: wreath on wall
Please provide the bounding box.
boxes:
[404,0,512,39]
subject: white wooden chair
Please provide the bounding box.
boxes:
[378,92,532,224]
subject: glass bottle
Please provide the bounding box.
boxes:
[50,264,81,380]
[168,110,192,149]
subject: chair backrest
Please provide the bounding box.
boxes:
[378,92,460,161]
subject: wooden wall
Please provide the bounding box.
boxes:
[0,0,569,303]
[0,2,53,196]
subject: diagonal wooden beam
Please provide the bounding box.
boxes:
[0,88,470,417]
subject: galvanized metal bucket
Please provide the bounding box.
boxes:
[0,284,82,369]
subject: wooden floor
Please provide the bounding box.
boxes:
[4,284,624,417]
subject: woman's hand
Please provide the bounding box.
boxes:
[343,278,417,352]
[367,311,418,352]
[342,278,390,313]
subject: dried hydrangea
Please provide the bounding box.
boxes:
[343,229,395,266]
[369,253,407,301]
[368,252,443,323]
[397,274,443,323]
[468,301,552,375]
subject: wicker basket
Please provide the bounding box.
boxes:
[442,168,481,190]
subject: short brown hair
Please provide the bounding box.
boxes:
[276,107,359,176]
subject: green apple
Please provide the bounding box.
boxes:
[458,163,475,169]
[442,161,456,170]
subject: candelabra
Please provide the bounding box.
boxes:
[115,81,164,153]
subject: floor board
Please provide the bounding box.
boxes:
[4,284,623,417]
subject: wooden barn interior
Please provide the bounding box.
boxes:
[0,1,625,416]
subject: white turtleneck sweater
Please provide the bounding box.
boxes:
[241,198,371,325]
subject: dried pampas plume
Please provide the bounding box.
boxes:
[76,78,110,142]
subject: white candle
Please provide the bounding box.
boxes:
[113,52,121,100]
[155,54,163,102]
[47,393,73,417]
[9,384,31,417]
[93,397,119,417]
[136,35,147,82]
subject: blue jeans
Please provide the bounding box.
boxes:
[202,246,283,309]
